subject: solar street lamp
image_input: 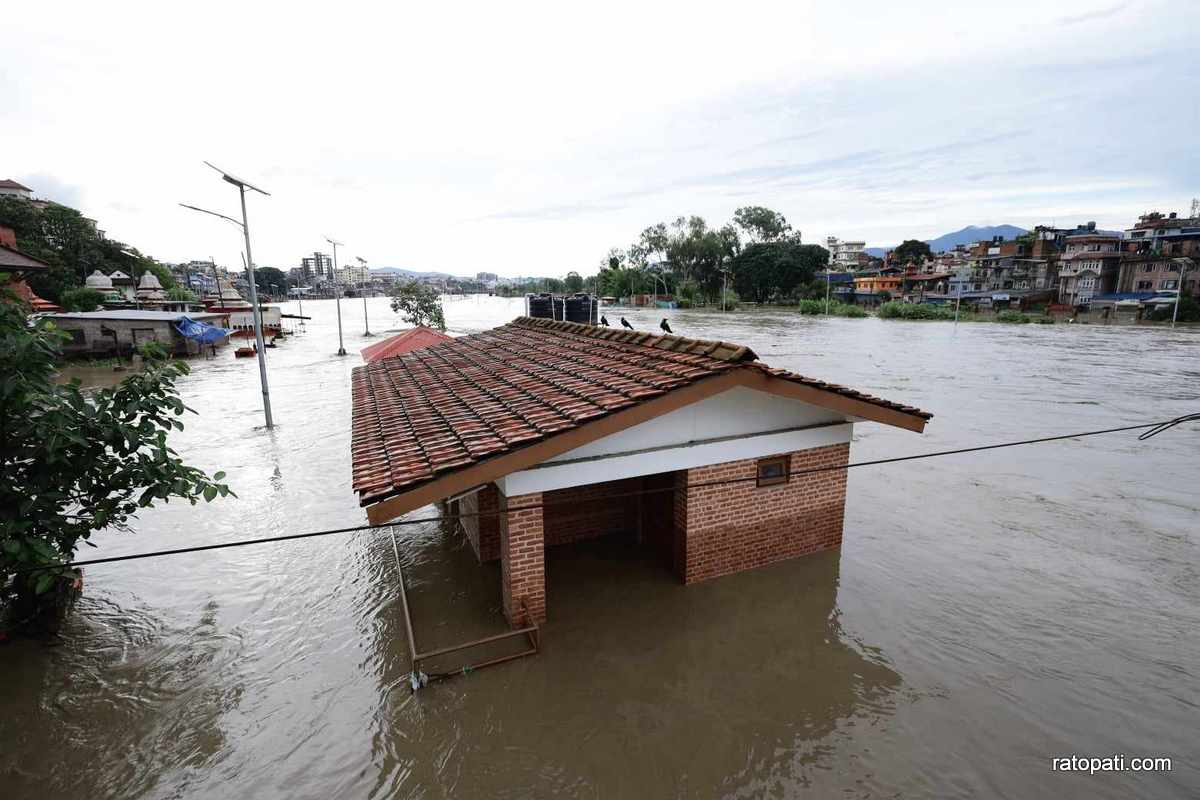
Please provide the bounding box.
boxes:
[357,256,372,336]
[326,236,346,355]
[179,161,275,428]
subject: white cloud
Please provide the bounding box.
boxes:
[2,0,1196,275]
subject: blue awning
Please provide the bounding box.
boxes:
[175,316,232,344]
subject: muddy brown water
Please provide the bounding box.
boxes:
[3,297,1198,798]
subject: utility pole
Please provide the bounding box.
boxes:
[327,237,346,355]
[180,162,275,428]
[825,269,831,315]
[357,256,371,336]
[954,266,968,328]
[1172,259,1192,328]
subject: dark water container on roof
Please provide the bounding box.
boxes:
[564,294,598,325]
[527,293,555,320]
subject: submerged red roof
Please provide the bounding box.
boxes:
[351,317,932,509]
[360,326,454,363]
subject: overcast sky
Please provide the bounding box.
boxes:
[3,1,1197,276]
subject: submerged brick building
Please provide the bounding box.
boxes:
[350,318,931,627]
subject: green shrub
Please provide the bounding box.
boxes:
[995,310,1030,324]
[676,298,692,309]
[877,301,955,320]
[795,299,866,317]
[60,287,104,312]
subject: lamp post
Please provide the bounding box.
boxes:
[825,269,831,315]
[180,162,275,429]
[357,256,371,336]
[326,236,346,355]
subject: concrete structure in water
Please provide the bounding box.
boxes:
[40,310,230,357]
[350,318,932,627]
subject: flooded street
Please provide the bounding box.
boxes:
[3,296,1198,799]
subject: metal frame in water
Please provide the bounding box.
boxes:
[388,528,540,691]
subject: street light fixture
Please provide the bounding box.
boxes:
[357,256,372,336]
[326,236,346,355]
[179,161,275,429]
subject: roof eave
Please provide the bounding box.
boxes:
[359,366,929,524]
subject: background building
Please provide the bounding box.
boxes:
[825,237,866,269]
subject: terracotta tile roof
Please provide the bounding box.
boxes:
[360,326,454,363]
[0,179,32,191]
[351,317,932,506]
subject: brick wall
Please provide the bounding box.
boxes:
[543,477,641,547]
[499,491,545,625]
[676,443,849,584]
[458,484,500,562]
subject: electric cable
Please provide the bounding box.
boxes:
[9,412,1198,576]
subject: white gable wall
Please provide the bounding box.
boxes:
[496,386,852,496]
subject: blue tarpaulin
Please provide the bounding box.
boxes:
[175,316,232,344]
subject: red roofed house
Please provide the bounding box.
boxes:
[351,317,932,627]
[360,326,454,363]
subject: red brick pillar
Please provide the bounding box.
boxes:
[477,485,501,561]
[458,484,502,563]
[499,491,546,627]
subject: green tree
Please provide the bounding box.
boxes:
[892,239,932,264]
[563,271,584,293]
[730,241,826,304]
[0,298,232,630]
[168,286,198,302]
[732,206,793,243]
[389,281,447,330]
[60,287,105,312]
[252,267,289,295]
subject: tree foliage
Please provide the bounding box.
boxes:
[590,206,820,306]
[253,267,289,294]
[0,197,171,303]
[731,242,827,304]
[563,271,584,293]
[0,297,232,622]
[60,287,104,312]
[732,206,793,243]
[892,239,932,264]
[389,281,447,330]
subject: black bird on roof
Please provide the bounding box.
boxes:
[660,318,673,334]
[620,317,634,330]
[600,315,610,327]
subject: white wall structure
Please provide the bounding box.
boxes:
[496,386,854,496]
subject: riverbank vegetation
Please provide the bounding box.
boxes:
[0,197,175,304]
[796,299,868,317]
[583,206,829,307]
[0,297,232,634]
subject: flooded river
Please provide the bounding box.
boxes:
[3,296,1198,798]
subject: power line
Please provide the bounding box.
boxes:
[10,413,1198,576]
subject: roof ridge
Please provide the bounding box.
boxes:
[509,316,757,363]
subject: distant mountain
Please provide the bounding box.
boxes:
[861,224,1028,258]
[926,224,1028,253]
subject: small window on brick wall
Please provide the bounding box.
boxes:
[756,455,789,487]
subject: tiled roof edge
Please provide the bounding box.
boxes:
[509,316,759,362]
